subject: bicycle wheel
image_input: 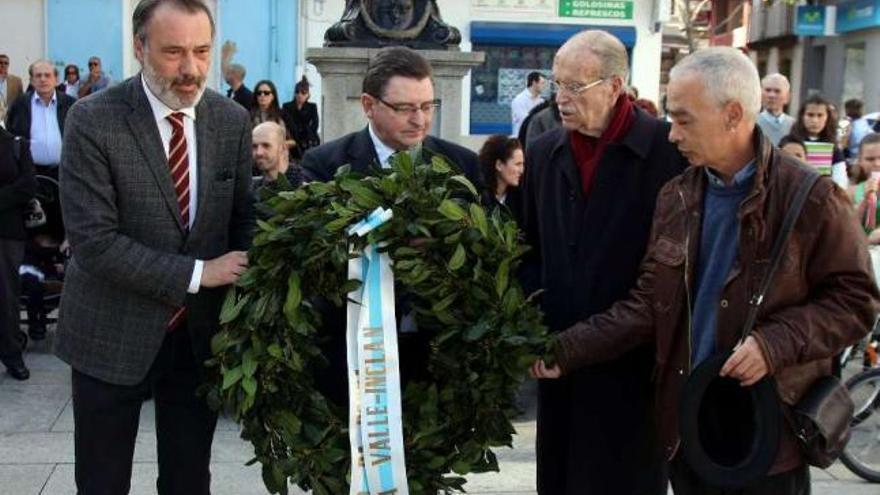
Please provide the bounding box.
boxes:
[841,368,880,483]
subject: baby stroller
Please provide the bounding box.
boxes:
[16,174,65,349]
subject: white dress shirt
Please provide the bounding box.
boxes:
[29,91,64,165]
[141,76,203,293]
[510,88,544,137]
[368,124,398,168]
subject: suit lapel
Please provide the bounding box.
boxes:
[346,127,381,174]
[124,78,186,234]
[190,97,217,239]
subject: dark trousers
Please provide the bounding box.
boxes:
[670,456,810,495]
[72,326,218,495]
[0,239,25,366]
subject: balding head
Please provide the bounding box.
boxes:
[225,63,246,87]
[556,30,629,82]
[552,30,629,137]
[252,122,288,178]
[761,73,790,115]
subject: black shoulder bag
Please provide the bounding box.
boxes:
[740,170,853,469]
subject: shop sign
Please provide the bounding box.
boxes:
[559,0,634,20]
[836,0,880,33]
[795,6,830,36]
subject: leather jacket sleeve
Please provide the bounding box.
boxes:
[752,180,880,374]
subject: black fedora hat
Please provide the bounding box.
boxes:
[679,351,782,489]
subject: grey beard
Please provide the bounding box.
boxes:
[141,61,205,110]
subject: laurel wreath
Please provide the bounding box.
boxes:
[206,154,549,495]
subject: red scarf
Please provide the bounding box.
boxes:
[569,95,635,195]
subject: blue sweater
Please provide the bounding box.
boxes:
[691,162,756,366]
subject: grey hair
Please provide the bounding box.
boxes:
[227,63,246,80]
[561,30,629,81]
[670,47,761,121]
[761,73,790,92]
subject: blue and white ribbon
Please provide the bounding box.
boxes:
[346,207,409,495]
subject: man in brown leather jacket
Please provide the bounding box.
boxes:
[532,47,880,493]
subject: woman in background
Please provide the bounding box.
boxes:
[790,94,846,164]
[478,135,524,217]
[282,76,320,161]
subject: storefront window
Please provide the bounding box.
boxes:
[470,44,555,135]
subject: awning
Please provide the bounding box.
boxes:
[470,22,637,47]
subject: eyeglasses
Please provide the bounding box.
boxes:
[0,61,9,66]
[255,91,273,96]
[88,61,100,67]
[550,77,607,95]
[373,95,440,116]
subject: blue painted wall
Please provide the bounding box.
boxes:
[219,0,298,104]
[47,0,123,85]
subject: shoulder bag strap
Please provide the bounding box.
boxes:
[740,171,822,342]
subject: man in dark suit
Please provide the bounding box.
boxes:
[301,46,481,407]
[302,47,479,183]
[56,1,253,493]
[521,30,687,495]
[0,126,38,381]
[5,59,76,177]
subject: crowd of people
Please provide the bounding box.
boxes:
[1,0,880,494]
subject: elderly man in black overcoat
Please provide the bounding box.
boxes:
[520,30,688,494]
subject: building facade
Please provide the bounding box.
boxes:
[806,0,880,113]
[3,0,669,140]
[1,0,301,104]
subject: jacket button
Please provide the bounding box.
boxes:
[678,368,684,375]
[720,299,729,308]
[569,194,576,202]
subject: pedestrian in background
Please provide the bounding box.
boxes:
[77,56,112,97]
[0,126,37,381]
[58,64,81,100]
[511,71,546,136]
[478,134,523,212]
[282,75,320,160]
[756,73,795,146]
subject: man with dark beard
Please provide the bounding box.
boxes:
[520,30,687,494]
[55,1,254,493]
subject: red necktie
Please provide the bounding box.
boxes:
[167,112,189,331]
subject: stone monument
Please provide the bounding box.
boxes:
[308,0,484,143]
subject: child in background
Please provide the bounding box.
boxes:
[779,135,807,162]
[853,133,880,242]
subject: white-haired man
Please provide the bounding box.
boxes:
[757,73,795,145]
[532,47,878,493]
[520,29,687,494]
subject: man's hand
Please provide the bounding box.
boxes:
[720,335,769,386]
[530,359,562,379]
[201,251,248,288]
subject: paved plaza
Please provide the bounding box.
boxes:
[0,334,876,494]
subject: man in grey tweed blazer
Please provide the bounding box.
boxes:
[56,1,253,493]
